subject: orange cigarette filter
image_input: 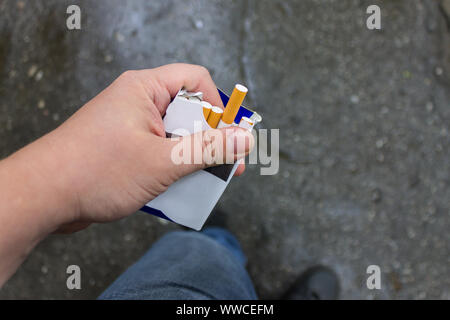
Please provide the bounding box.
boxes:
[207,106,223,128]
[202,101,212,120]
[221,84,248,125]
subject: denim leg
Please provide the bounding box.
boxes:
[201,227,247,266]
[98,228,257,300]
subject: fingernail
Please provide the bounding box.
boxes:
[227,128,255,156]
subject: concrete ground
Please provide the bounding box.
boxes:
[0,0,449,299]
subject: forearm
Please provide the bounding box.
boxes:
[0,132,76,286]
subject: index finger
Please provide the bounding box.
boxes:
[136,63,224,115]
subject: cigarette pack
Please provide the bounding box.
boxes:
[140,88,261,230]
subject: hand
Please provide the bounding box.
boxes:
[36,64,254,229]
[1,63,256,284]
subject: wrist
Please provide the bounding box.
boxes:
[1,132,79,233]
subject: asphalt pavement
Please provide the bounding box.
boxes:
[0,0,449,299]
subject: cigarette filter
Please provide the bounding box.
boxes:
[218,84,248,128]
[207,106,223,128]
[202,101,212,120]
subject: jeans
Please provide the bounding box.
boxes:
[98,227,258,300]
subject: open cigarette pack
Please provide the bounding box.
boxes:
[140,86,262,230]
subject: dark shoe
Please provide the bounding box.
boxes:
[282,266,339,300]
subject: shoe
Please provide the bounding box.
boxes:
[282,266,339,300]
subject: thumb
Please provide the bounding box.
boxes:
[166,127,255,179]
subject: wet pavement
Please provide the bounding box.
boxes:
[0,0,449,299]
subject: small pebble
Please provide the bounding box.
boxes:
[104,54,113,63]
[194,19,204,29]
[115,32,125,42]
[38,99,45,109]
[28,65,38,78]
[35,70,44,81]
[376,138,386,149]
[41,265,48,274]
[350,95,359,104]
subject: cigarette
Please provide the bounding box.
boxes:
[218,84,248,128]
[249,112,262,124]
[202,101,212,120]
[207,106,224,128]
[238,116,255,132]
